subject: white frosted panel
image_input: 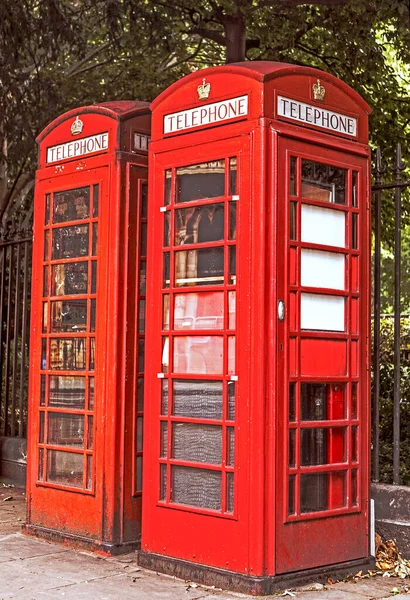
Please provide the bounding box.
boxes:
[301,205,345,247]
[301,250,345,290]
[301,293,345,331]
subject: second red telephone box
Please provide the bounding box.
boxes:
[26,101,150,553]
[140,62,372,593]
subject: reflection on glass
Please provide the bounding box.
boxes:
[48,413,84,447]
[137,416,143,452]
[228,336,235,375]
[140,260,146,295]
[228,291,236,329]
[141,222,147,256]
[174,292,224,330]
[93,184,99,217]
[43,266,49,297]
[163,252,170,288]
[42,303,48,333]
[290,157,297,196]
[92,223,98,256]
[352,213,358,249]
[162,338,169,373]
[175,204,224,245]
[229,202,236,240]
[164,170,172,205]
[159,463,166,500]
[49,376,85,408]
[173,379,223,420]
[52,263,88,297]
[288,475,296,515]
[172,423,222,464]
[141,182,148,218]
[38,448,44,481]
[161,379,168,414]
[226,472,234,513]
[89,377,94,410]
[163,211,171,247]
[88,416,94,449]
[44,230,50,260]
[41,338,47,370]
[289,383,296,421]
[45,194,50,225]
[227,380,235,420]
[229,246,236,284]
[352,469,358,506]
[289,429,296,467]
[176,160,225,204]
[290,202,296,240]
[300,473,328,513]
[229,157,237,196]
[352,172,358,207]
[91,261,97,294]
[46,450,83,488]
[352,426,358,462]
[227,427,234,466]
[136,456,143,492]
[175,247,224,287]
[39,412,44,443]
[53,187,90,223]
[351,383,357,419]
[139,299,145,333]
[173,336,223,374]
[163,295,170,330]
[40,375,46,406]
[171,466,221,510]
[301,160,347,205]
[138,338,145,373]
[160,421,168,457]
[50,300,87,332]
[138,377,144,412]
[49,338,87,371]
[300,427,346,466]
[52,225,89,259]
[301,383,346,421]
[89,338,95,371]
[86,455,93,490]
[90,299,96,332]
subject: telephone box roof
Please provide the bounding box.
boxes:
[37,100,150,143]
[151,61,371,114]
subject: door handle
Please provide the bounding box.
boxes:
[278,300,285,322]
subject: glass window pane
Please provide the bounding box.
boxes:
[289,383,296,421]
[301,204,346,248]
[140,260,146,295]
[352,213,358,249]
[93,184,99,217]
[301,250,345,291]
[172,423,222,465]
[161,379,168,415]
[173,336,223,374]
[89,377,94,410]
[174,292,224,330]
[160,421,168,457]
[44,230,50,260]
[138,377,144,412]
[226,472,234,513]
[175,247,224,287]
[352,172,358,207]
[39,412,44,443]
[229,246,236,285]
[52,225,89,259]
[290,202,296,240]
[352,425,358,462]
[176,160,225,204]
[228,380,235,420]
[92,223,98,256]
[138,338,145,373]
[48,413,84,447]
[163,211,171,247]
[290,157,297,196]
[46,450,83,488]
[175,204,224,245]
[300,473,328,513]
[90,299,96,332]
[141,222,147,256]
[89,338,95,371]
[164,170,172,205]
[229,157,237,196]
[171,466,221,511]
[288,475,296,515]
[351,383,358,419]
[301,293,345,332]
[38,448,44,481]
[301,160,347,205]
[91,261,97,294]
[162,295,170,330]
[301,427,346,466]
[50,300,87,332]
[159,463,166,500]
[136,456,143,493]
[86,455,93,490]
[173,379,223,420]
[228,291,236,329]
[87,416,93,450]
[227,427,234,466]
[351,469,358,506]
[41,339,47,370]
[139,299,145,333]
[141,182,148,218]
[49,338,87,371]
[45,194,50,225]
[228,336,235,375]
[43,266,49,297]
[163,252,170,288]
[53,187,90,223]
[229,202,236,240]
[289,429,296,467]
[42,303,48,333]
[49,376,85,408]
[40,375,46,406]
[301,383,346,421]
[162,338,169,373]
[52,263,88,297]
[137,417,143,452]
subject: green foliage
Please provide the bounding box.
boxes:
[376,317,410,485]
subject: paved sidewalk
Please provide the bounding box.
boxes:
[0,483,409,599]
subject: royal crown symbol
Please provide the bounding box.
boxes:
[71,116,84,136]
[197,78,211,100]
[313,79,326,102]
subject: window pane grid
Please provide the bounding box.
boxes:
[38,185,98,493]
[159,158,237,516]
[286,157,362,520]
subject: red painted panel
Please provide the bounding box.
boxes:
[300,339,347,376]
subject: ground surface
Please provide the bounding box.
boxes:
[0,479,409,599]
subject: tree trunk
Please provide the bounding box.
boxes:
[224,12,246,63]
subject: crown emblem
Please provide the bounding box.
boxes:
[197,78,211,101]
[312,79,326,102]
[70,116,84,136]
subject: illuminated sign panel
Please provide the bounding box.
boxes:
[164,95,248,134]
[277,96,357,137]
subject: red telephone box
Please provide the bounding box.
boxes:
[140,62,372,593]
[25,102,150,553]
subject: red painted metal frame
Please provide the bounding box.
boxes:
[26,103,150,552]
[142,62,371,579]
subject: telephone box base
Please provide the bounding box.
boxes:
[137,551,375,596]
[23,524,140,556]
